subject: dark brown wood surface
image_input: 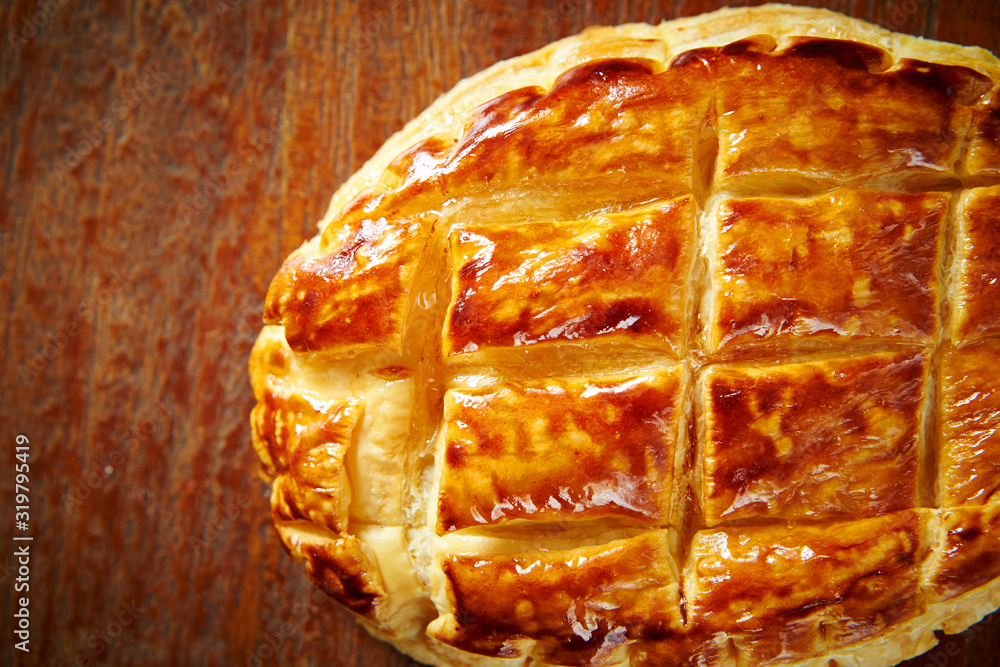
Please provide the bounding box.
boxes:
[1,1,999,665]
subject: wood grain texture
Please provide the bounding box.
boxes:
[0,1,997,666]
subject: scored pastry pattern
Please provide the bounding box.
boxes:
[250,13,1000,667]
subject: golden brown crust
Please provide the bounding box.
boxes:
[247,5,1000,667]
[703,190,949,354]
[966,86,1000,177]
[698,351,927,525]
[444,198,694,358]
[629,635,734,667]
[928,505,1000,602]
[711,37,990,193]
[251,389,364,533]
[429,530,682,663]
[273,521,388,620]
[951,186,1000,345]
[263,206,436,355]
[436,367,687,533]
[685,510,929,662]
[938,340,1000,507]
[378,57,713,222]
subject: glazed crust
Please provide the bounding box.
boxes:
[248,4,1000,667]
[444,198,695,358]
[951,186,1000,344]
[436,367,687,534]
[685,511,929,662]
[697,351,928,525]
[431,530,682,664]
[702,191,949,354]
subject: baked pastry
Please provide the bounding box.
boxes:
[248,5,1000,666]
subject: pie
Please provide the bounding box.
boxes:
[248,5,1000,666]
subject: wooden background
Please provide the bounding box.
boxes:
[2,0,999,665]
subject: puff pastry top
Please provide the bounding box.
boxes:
[250,5,1000,667]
